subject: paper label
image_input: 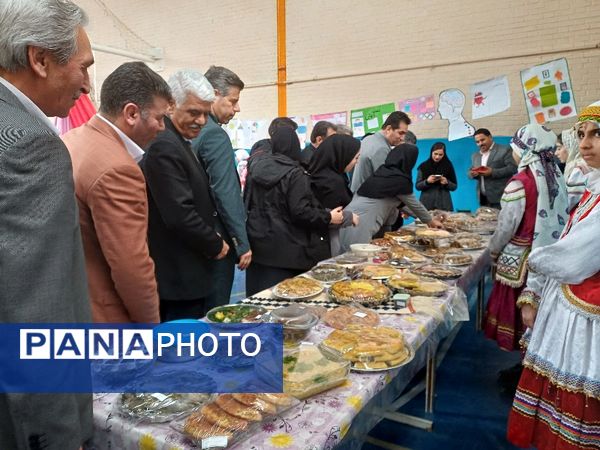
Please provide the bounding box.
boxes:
[353,312,367,318]
[202,436,228,448]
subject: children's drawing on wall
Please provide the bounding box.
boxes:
[520,58,577,125]
[438,89,475,141]
[470,75,511,119]
[398,94,436,123]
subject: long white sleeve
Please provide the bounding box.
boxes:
[488,180,525,255]
[528,204,600,284]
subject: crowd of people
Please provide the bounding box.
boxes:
[0,0,599,449]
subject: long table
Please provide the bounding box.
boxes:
[90,247,491,450]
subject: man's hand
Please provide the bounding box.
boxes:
[329,206,344,225]
[427,218,444,229]
[351,213,360,227]
[480,167,492,177]
[237,250,252,270]
[469,168,478,177]
[215,240,230,260]
[521,304,537,329]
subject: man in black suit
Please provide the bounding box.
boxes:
[141,69,229,321]
[468,128,517,208]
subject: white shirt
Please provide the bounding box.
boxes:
[479,142,495,195]
[0,76,58,134]
[96,114,145,163]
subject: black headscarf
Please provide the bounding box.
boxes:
[417,142,457,184]
[271,127,302,163]
[308,134,361,208]
[357,143,418,198]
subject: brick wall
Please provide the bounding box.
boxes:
[76,0,600,138]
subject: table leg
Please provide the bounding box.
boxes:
[476,273,485,331]
[425,350,436,413]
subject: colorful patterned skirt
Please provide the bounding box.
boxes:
[484,281,525,351]
[507,279,600,449]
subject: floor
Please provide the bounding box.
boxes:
[231,269,523,450]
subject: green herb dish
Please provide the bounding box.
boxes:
[205,304,267,324]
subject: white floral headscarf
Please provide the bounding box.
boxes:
[510,123,568,249]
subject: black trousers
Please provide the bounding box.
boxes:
[479,193,501,209]
[160,298,207,322]
[245,262,303,297]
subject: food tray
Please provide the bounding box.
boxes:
[350,345,415,372]
[308,264,347,283]
[413,264,463,279]
[272,277,324,300]
[329,279,392,306]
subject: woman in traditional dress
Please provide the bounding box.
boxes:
[484,124,568,352]
[308,134,361,256]
[415,142,458,211]
[507,101,600,450]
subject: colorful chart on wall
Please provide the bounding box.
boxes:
[290,115,310,148]
[350,103,395,138]
[520,58,577,124]
[470,75,511,119]
[310,111,348,126]
[397,95,436,122]
[224,119,269,149]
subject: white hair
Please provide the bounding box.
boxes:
[0,0,88,72]
[168,69,216,106]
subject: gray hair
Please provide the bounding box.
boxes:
[168,69,215,106]
[0,0,88,72]
[404,130,417,145]
[204,65,244,97]
[335,124,354,137]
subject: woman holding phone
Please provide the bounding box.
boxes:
[415,142,457,211]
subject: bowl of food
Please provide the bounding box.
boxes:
[350,243,383,257]
[205,304,267,324]
[263,304,319,345]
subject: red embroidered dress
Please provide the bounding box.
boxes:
[484,168,538,351]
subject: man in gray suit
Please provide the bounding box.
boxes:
[468,128,517,208]
[192,66,250,306]
[0,1,94,448]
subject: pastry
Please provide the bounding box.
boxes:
[232,394,277,415]
[388,245,429,263]
[272,276,323,299]
[414,264,462,279]
[257,393,293,407]
[358,264,397,279]
[370,237,396,248]
[200,403,249,431]
[322,325,409,371]
[322,305,380,329]
[329,279,391,305]
[184,413,234,440]
[215,394,262,422]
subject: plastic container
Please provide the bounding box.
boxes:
[350,243,381,257]
[282,343,350,399]
[263,304,319,345]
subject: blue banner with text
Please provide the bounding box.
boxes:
[0,322,283,393]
